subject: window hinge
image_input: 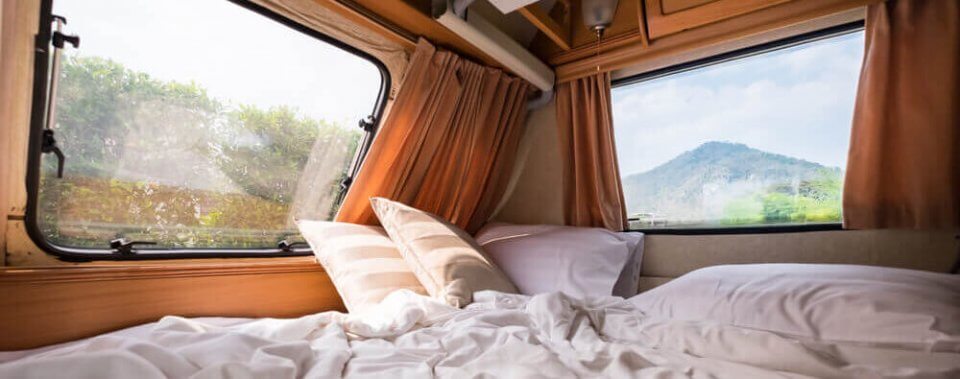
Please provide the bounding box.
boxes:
[109,238,157,255]
[357,115,376,133]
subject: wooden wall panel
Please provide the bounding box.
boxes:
[0,258,344,351]
[646,0,793,39]
[555,0,876,82]
[661,0,719,15]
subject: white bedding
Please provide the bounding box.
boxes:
[2,290,958,378]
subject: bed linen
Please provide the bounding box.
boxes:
[629,264,960,351]
[1,290,957,378]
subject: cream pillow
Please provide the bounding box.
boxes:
[369,197,517,307]
[297,220,427,313]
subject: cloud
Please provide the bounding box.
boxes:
[612,32,864,175]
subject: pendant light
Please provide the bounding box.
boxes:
[581,0,619,38]
[581,0,619,71]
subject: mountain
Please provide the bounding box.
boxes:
[621,142,842,222]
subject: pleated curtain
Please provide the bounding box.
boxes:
[555,72,628,231]
[843,0,960,230]
[336,39,531,234]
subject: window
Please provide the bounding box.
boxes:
[611,25,864,231]
[27,0,388,259]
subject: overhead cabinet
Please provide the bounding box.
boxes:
[644,0,794,39]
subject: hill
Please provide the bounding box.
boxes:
[621,142,842,225]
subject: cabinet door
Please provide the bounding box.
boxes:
[645,0,794,39]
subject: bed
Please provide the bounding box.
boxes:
[2,263,957,378]
[3,214,958,378]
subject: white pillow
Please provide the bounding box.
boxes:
[298,220,427,313]
[629,264,960,351]
[474,223,644,298]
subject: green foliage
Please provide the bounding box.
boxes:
[720,197,764,225]
[721,169,843,225]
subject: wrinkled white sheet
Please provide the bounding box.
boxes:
[2,290,958,378]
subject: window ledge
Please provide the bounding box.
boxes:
[0,256,322,283]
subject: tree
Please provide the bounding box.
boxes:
[55,55,220,176]
[211,105,361,203]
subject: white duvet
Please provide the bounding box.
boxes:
[1,290,958,378]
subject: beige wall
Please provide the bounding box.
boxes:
[493,99,564,225]
[493,97,959,288]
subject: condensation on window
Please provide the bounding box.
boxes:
[37,0,382,249]
[611,31,864,229]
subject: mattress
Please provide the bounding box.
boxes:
[1,290,957,378]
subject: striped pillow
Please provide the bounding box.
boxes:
[298,220,427,313]
[369,197,517,307]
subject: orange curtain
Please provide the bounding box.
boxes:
[336,39,530,233]
[843,0,960,230]
[555,72,628,231]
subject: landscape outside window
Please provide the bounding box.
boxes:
[612,31,864,229]
[37,0,383,249]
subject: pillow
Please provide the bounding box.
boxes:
[474,223,644,298]
[628,263,960,351]
[369,198,517,307]
[297,220,427,313]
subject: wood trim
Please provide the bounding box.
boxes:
[556,0,877,82]
[0,257,322,283]
[518,3,571,50]
[0,258,345,350]
[610,7,864,81]
[549,30,647,66]
[329,0,418,48]
[646,0,793,39]
[637,0,651,48]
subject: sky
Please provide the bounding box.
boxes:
[612,31,865,176]
[52,0,383,127]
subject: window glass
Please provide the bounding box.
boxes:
[37,0,383,250]
[611,31,864,229]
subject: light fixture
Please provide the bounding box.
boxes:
[582,0,619,72]
[581,0,619,38]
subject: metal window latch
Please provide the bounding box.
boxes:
[41,129,65,178]
[51,26,80,49]
[339,176,353,191]
[357,116,376,132]
[109,238,157,255]
[277,239,307,252]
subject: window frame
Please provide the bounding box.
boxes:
[24,0,391,261]
[611,21,864,235]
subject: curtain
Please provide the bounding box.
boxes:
[555,72,628,231]
[843,0,960,230]
[335,39,531,234]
